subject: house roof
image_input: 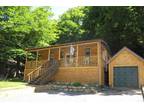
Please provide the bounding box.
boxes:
[108,47,144,63]
[26,39,110,53]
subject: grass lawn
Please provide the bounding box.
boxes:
[0,78,27,89]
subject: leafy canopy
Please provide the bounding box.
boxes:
[0,6,58,61]
[57,7,85,43]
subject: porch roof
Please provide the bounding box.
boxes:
[26,39,110,52]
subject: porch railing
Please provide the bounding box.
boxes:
[25,60,47,69]
[25,56,98,69]
[27,59,59,83]
[27,60,49,82]
[60,56,97,67]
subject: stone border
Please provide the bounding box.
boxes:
[34,82,99,94]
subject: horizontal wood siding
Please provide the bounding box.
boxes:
[52,67,99,83]
[50,48,59,60]
[39,50,48,60]
[78,43,97,56]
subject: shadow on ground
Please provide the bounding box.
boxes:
[98,88,141,96]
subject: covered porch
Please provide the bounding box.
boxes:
[25,42,99,69]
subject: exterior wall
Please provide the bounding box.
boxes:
[50,48,59,60]
[109,50,144,88]
[39,50,49,60]
[100,43,110,85]
[97,42,108,86]
[78,43,97,56]
[61,46,76,57]
[52,67,99,83]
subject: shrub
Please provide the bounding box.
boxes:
[71,82,81,87]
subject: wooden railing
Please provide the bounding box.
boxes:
[27,59,59,84]
[26,56,98,69]
[25,60,47,69]
[33,59,59,84]
[26,56,97,82]
[78,56,97,66]
[60,56,97,67]
[27,60,49,82]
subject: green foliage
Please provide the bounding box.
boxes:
[0,6,58,78]
[71,82,82,87]
[82,6,144,57]
[57,7,85,43]
[0,6,58,61]
[57,6,144,57]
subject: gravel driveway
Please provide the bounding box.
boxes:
[0,86,143,108]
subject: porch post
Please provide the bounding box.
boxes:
[48,48,50,61]
[76,44,79,66]
[36,50,38,67]
[98,42,102,86]
[25,51,28,63]
[59,47,61,60]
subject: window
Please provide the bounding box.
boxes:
[85,48,91,56]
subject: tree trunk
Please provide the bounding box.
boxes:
[15,56,21,78]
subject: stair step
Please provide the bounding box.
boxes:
[30,59,59,85]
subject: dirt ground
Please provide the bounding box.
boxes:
[0,86,143,108]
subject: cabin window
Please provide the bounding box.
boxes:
[85,48,91,56]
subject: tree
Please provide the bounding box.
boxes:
[0,6,58,78]
[57,7,85,43]
[82,6,144,57]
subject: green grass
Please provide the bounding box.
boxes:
[0,79,27,89]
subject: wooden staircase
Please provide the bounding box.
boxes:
[28,59,59,85]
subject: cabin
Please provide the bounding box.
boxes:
[109,47,144,88]
[24,39,110,86]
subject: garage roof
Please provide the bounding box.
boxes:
[108,47,144,63]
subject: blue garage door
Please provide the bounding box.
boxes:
[114,67,138,88]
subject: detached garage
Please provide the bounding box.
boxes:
[109,47,144,88]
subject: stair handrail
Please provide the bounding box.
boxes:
[27,60,49,82]
[41,59,59,76]
[34,59,59,84]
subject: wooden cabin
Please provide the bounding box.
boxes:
[24,39,110,85]
[109,47,144,88]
